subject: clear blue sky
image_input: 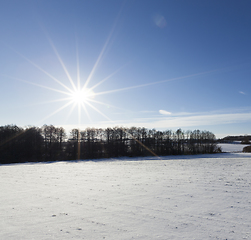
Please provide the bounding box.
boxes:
[1,0,251,138]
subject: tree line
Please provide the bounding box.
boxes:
[0,124,220,164]
[219,135,251,144]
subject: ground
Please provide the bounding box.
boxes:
[1,151,251,239]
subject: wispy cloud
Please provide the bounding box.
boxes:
[60,109,251,134]
[150,112,251,129]
[159,110,172,115]
[239,91,246,95]
[153,14,167,28]
[94,109,251,129]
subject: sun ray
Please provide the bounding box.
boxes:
[81,102,92,123]
[65,102,78,124]
[94,69,220,96]
[88,64,128,92]
[87,98,121,110]
[8,47,74,93]
[4,75,73,96]
[78,103,81,125]
[46,36,77,92]
[84,101,113,122]
[82,2,124,91]
[21,97,73,108]
[82,36,111,90]
[76,37,81,91]
[37,100,74,124]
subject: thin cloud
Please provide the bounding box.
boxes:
[60,108,251,131]
[60,110,251,136]
[88,110,251,130]
[153,14,167,28]
[159,110,172,115]
[156,113,251,128]
[147,112,251,129]
[239,91,246,95]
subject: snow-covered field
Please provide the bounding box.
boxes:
[1,153,251,240]
[218,143,249,153]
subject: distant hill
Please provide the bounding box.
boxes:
[219,135,251,144]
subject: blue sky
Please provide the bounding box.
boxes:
[1,0,251,138]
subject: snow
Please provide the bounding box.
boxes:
[218,143,249,152]
[1,153,251,239]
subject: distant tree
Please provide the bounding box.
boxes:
[67,128,80,160]
[0,125,44,163]
[20,127,44,161]
[243,145,251,152]
[0,125,23,163]
[241,135,250,144]
[0,124,220,163]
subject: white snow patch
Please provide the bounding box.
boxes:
[218,143,250,152]
[1,153,251,239]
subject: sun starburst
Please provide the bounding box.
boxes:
[70,88,96,104]
[6,28,218,128]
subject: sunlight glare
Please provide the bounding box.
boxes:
[71,88,95,104]
[9,25,223,128]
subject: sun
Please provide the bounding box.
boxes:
[9,28,209,127]
[9,25,143,126]
[70,88,95,104]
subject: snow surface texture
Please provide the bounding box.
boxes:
[1,153,251,240]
